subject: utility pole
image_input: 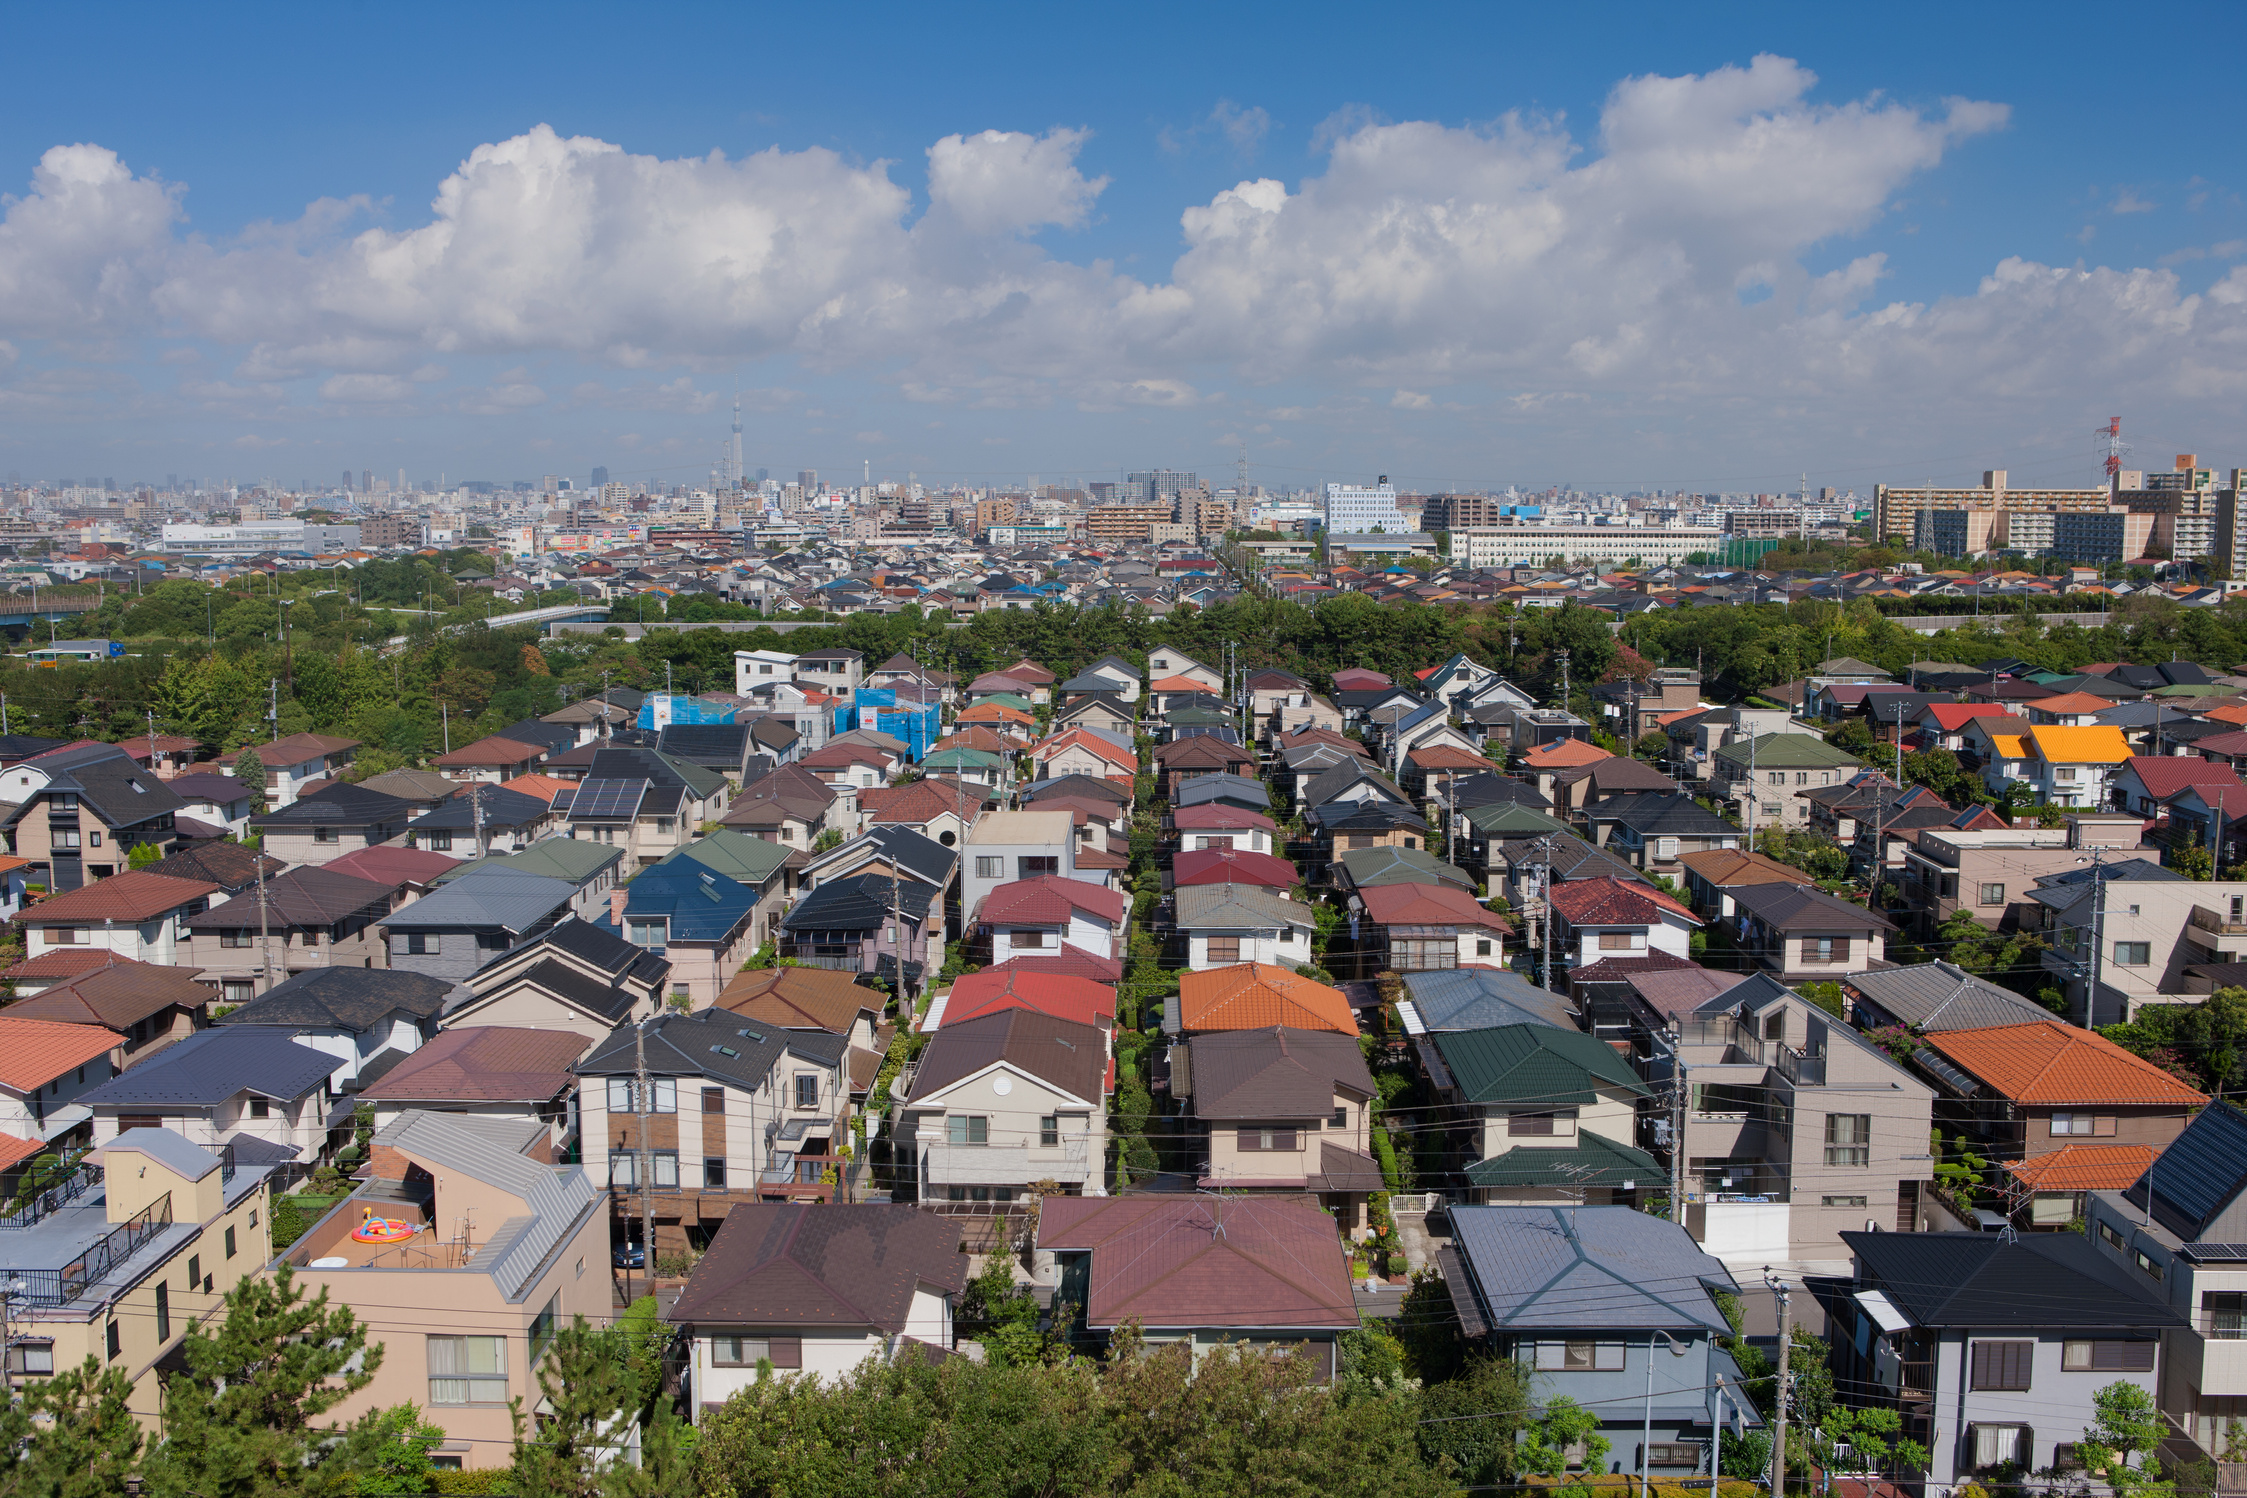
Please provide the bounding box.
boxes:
[254,841,275,996]
[1538,834,1557,992]
[1556,649,1571,714]
[2085,845,2108,1025]
[633,1015,658,1301]
[1666,1022,1687,1226]
[1765,1268,1792,1497]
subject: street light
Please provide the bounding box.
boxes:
[1640,1329,1691,1489]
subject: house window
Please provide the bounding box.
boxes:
[53,832,80,850]
[1795,772,1808,786]
[1808,936,1851,963]
[1768,772,1785,785]
[425,832,453,852]
[428,1336,508,1405]
[1969,1424,2031,1469]
[220,930,254,949]
[155,1281,170,1343]
[1970,1341,2034,1391]
[248,1098,270,1120]
[1821,1196,1867,1207]
[947,1116,988,1145]
[106,1321,119,1360]
[1823,1114,1870,1167]
[1330,1107,1348,1130]
[222,980,253,1005]
[628,919,668,952]
[1648,1444,1702,1468]
[529,1295,559,1362]
[2206,1293,2247,1340]
[1598,932,1636,950]
[225,1225,237,1259]
[5,1343,53,1377]
[1536,1341,1624,1372]
[2099,1220,2127,1251]
[1017,856,1059,880]
[313,827,340,844]
[974,857,1003,879]
[2063,1340,2155,1371]
[1040,1116,1059,1148]
[2050,1114,2117,1137]
[2135,1248,2164,1282]
[1476,938,1492,956]
[1206,937,1241,964]
[609,1153,678,1188]
[703,1157,726,1189]
[404,933,440,956]
[794,1075,819,1111]
[607,1077,676,1113]
[1980,883,2006,905]
[2114,941,2151,967]
[702,1087,725,1115]
[711,1335,769,1366]
[1013,930,1050,948]
[1238,1127,1299,1151]
[49,926,85,945]
[1509,1110,1577,1137]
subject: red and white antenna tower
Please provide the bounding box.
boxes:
[2098,416,2129,490]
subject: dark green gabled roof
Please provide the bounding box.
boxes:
[1434,1023,1650,1105]
[1461,802,1570,837]
[1463,1132,1663,1188]
[1711,733,1864,772]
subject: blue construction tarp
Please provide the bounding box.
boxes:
[638,695,739,730]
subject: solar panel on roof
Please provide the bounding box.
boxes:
[569,778,645,820]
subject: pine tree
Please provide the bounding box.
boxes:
[509,1318,634,1498]
[0,1355,143,1498]
[140,1264,385,1498]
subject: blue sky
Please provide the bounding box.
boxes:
[2,1,2243,495]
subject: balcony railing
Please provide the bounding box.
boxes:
[1776,1047,1828,1088]
[5,1191,171,1306]
[0,1164,100,1231]
[1680,1015,1766,1064]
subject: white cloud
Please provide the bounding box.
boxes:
[230,433,286,449]
[2112,190,2157,215]
[319,372,413,403]
[457,369,546,415]
[1391,388,1432,409]
[923,128,1106,235]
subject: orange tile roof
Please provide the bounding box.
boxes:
[501,773,576,803]
[0,1016,121,1092]
[1178,962,1355,1035]
[1523,738,1612,769]
[0,1132,42,1173]
[2003,1143,2153,1193]
[2026,725,2131,766]
[2028,692,2119,716]
[958,702,1037,726]
[1148,674,1217,693]
[1925,1021,2209,1108]
[2209,703,2247,727]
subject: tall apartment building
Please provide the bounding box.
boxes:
[359,513,421,549]
[1125,470,1197,505]
[1873,470,2110,546]
[1324,476,1402,533]
[1085,507,1176,547]
[2115,456,2243,574]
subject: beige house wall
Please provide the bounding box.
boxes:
[443,988,634,1046]
[1203,1085,1368,1184]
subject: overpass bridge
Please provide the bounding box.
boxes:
[0,596,104,640]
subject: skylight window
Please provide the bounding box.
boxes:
[710,1045,738,1058]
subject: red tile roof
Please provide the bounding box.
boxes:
[2120,755,2246,803]
[1179,963,1354,1034]
[973,948,1124,983]
[17,871,220,924]
[940,969,1117,1030]
[1925,1021,2210,1107]
[320,845,464,888]
[978,875,1130,927]
[1922,703,2014,731]
[1171,804,1279,832]
[1546,875,1698,926]
[1,948,138,981]
[1171,848,1298,890]
[1522,738,1612,769]
[0,1017,122,1091]
[1356,881,1511,930]
[1033,730,1136,772]
[2003,1143,2153,1193]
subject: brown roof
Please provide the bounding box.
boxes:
[856,778,987,827]
[667,1203,968,1331]
[4,960,211,1030]
[1183,1027,1374,1119]
[2,948,146,981]
[433,736,545,768]
[224,732,357,765]
[357,1027,586,1102]
[716,966,881,1035]
[141,842,285,891]
[903,1009,1107,1104]
[1034,1195,1358,1331]
[1676,848,1805,888]
[184,867,393,930]
[17,870,221,925]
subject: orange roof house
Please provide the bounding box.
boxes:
[1176,963,1354,1035]
[1522,738,1612,770]
[1923,1020,2206,1161]
[2002,1143,2154,1196]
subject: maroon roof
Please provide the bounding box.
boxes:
[2123,755,2246,802]
[1171,848,1297,890]
[972,948,1124,983]
[1034,1195,1358,1331]
[321,844,463,889]
[667,1204,968,1332]
[978,875,1129,926]
[357,1026,586,1102]
[1545,875,1697,926]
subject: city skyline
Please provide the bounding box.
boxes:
[2,3,2244,492]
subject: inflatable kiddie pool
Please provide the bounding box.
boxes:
[351,1214,417,1244]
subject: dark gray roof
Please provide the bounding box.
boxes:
[1729,881,1895,933]
[657,723,751,767]
[1842,1229,2184,1331]
[904,1009,1106,1104]
[1448,1205,1736,1333]
[253,783,412,829]
[784,872,935,933]
[78,1028,341,1107]
[2125,1100,2247,1240]
[1183,1027,1374,1119]
[1336,846,1477,892]
[574,1007,847,1086]
[1401,968,1577,1031]
[668,1203,967,1332]
[1300,761,1406,810]
[1172,773,1269,810]
[1497,833,1645,886]
[1021,773,1131,807]
[213,968,453,1033]
[534,916,672,986]
[407,785,553,833]
[378,867,576,932]
[1590,791,1742,838]
[861,825,958,887]
[1842,961,2055,1031]
[1449,772,1554,812]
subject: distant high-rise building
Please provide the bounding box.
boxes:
[591,466,610,488]
[1324,476,1403,533]
[798,469,819,494]
[755,467,769,483]
[361,469,373,495]
[1126,469,1197,508]
[102,477,115,493]
[341,470,352,492]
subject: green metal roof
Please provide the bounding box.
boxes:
[665,828,792,884]
[1461,802,1570,836]
[922,747,1007,770]
[1462,1131,1663,1188]
[1433,1023,1651,1105]
[1711,732,1864,772]
[969,693,1034,713]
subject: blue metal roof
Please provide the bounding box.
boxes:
[624,861,758,942]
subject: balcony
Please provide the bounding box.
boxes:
[1776,1046,1828,1088]
[1679,1015,1766,1065]
[2192,906,2247,939]
[0,1190,172,1307]
[918,1139,1093,1189]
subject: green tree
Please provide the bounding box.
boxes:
[1517,1395,1609,1484]
[0,1354,144,1497]
[232,746,264,808]
[959,1256,1051,1368]
[141,1264,386,1498]
[356,1404,448,1496]
[2080,1380,2173,1498]
[2174,831,2216,881]
[126,842,161,870]
[1633,730,1671,761]
[509,1317,637,1498]
[1416,1356,1525,1488]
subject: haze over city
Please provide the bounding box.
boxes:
[3,2,2245,494]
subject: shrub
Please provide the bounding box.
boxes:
[1386,1253,1407,1276]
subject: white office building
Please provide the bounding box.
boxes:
[1453,525,1725,568]
[1324,477,1402,534]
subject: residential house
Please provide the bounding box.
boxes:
[1676,848,1808,922]
[0,745,190,890]
[1710,734,1866,829]
[1895,826,2094,937]
[922,967,1117,1036]
[1169,803,1277,856]
[1520,738,1612,803]
[1034,728,1138,786]
[1352,881,1511,975]
[7,1128,276,1435]
[357,768,475,817]
[2,958,210,1069]
[858,777,988,854]
[139,842,284,903]
[1170,846,1296,892]
[356,1026,586,1155]
[1840,961,2059,1036]
[792,649,865,695]
[249,784,414,869]
[1031,1196,1359,1380]
[432,735,550,784]
[1997,726,2133,810]
[575,1009,851,1242]
[1171,882,1314,970]
[1173,1027,1381,1231]
[0,1016,122,1159]
[211,968,450,1090]
[14,870,217,968]
[2031,864,2247,1024]
[221,732,358,808]
[2109,755,2246,818]
[561,747,732,867]
[616,858,763,1009]
[165,772,257,838]
[716,966,889,1103]
[732,649,799,695]
[780,871,941,998]
[1396,967,1578,1035]
[1053,693,1136,739]
[442,918,671,1043]
[976,875,1128,966]
[77,1026,349,1164]
[655,723,758,786]
[717,763,838,852]
[405,785,558,858]
[800,740,900,794]
[671,1203,965,1409]
[1548,876,1699,978]
[1823,1228,2178,1486]
[1171,963,1355,1037]
[661,831,793,949]
[274,1112,607,1470]
[1725,882,1893,984]
[378,867,578,984]
[1549,755,1682,817]
[1174,773,1271,816]
[430,839,623,925]
[1143,647,1221,692]
[1655,973,1935,1261]
[1432,1025,1661,1206]
[961,810,1078,928]
[1914,1020,2207,1173]
[891,1009,1106,1206]
[1438,1206,1758,1475]
[180,867,397,1003]
[1585,793,1744,876]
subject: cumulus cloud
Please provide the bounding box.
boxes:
[9,56,2247,452]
